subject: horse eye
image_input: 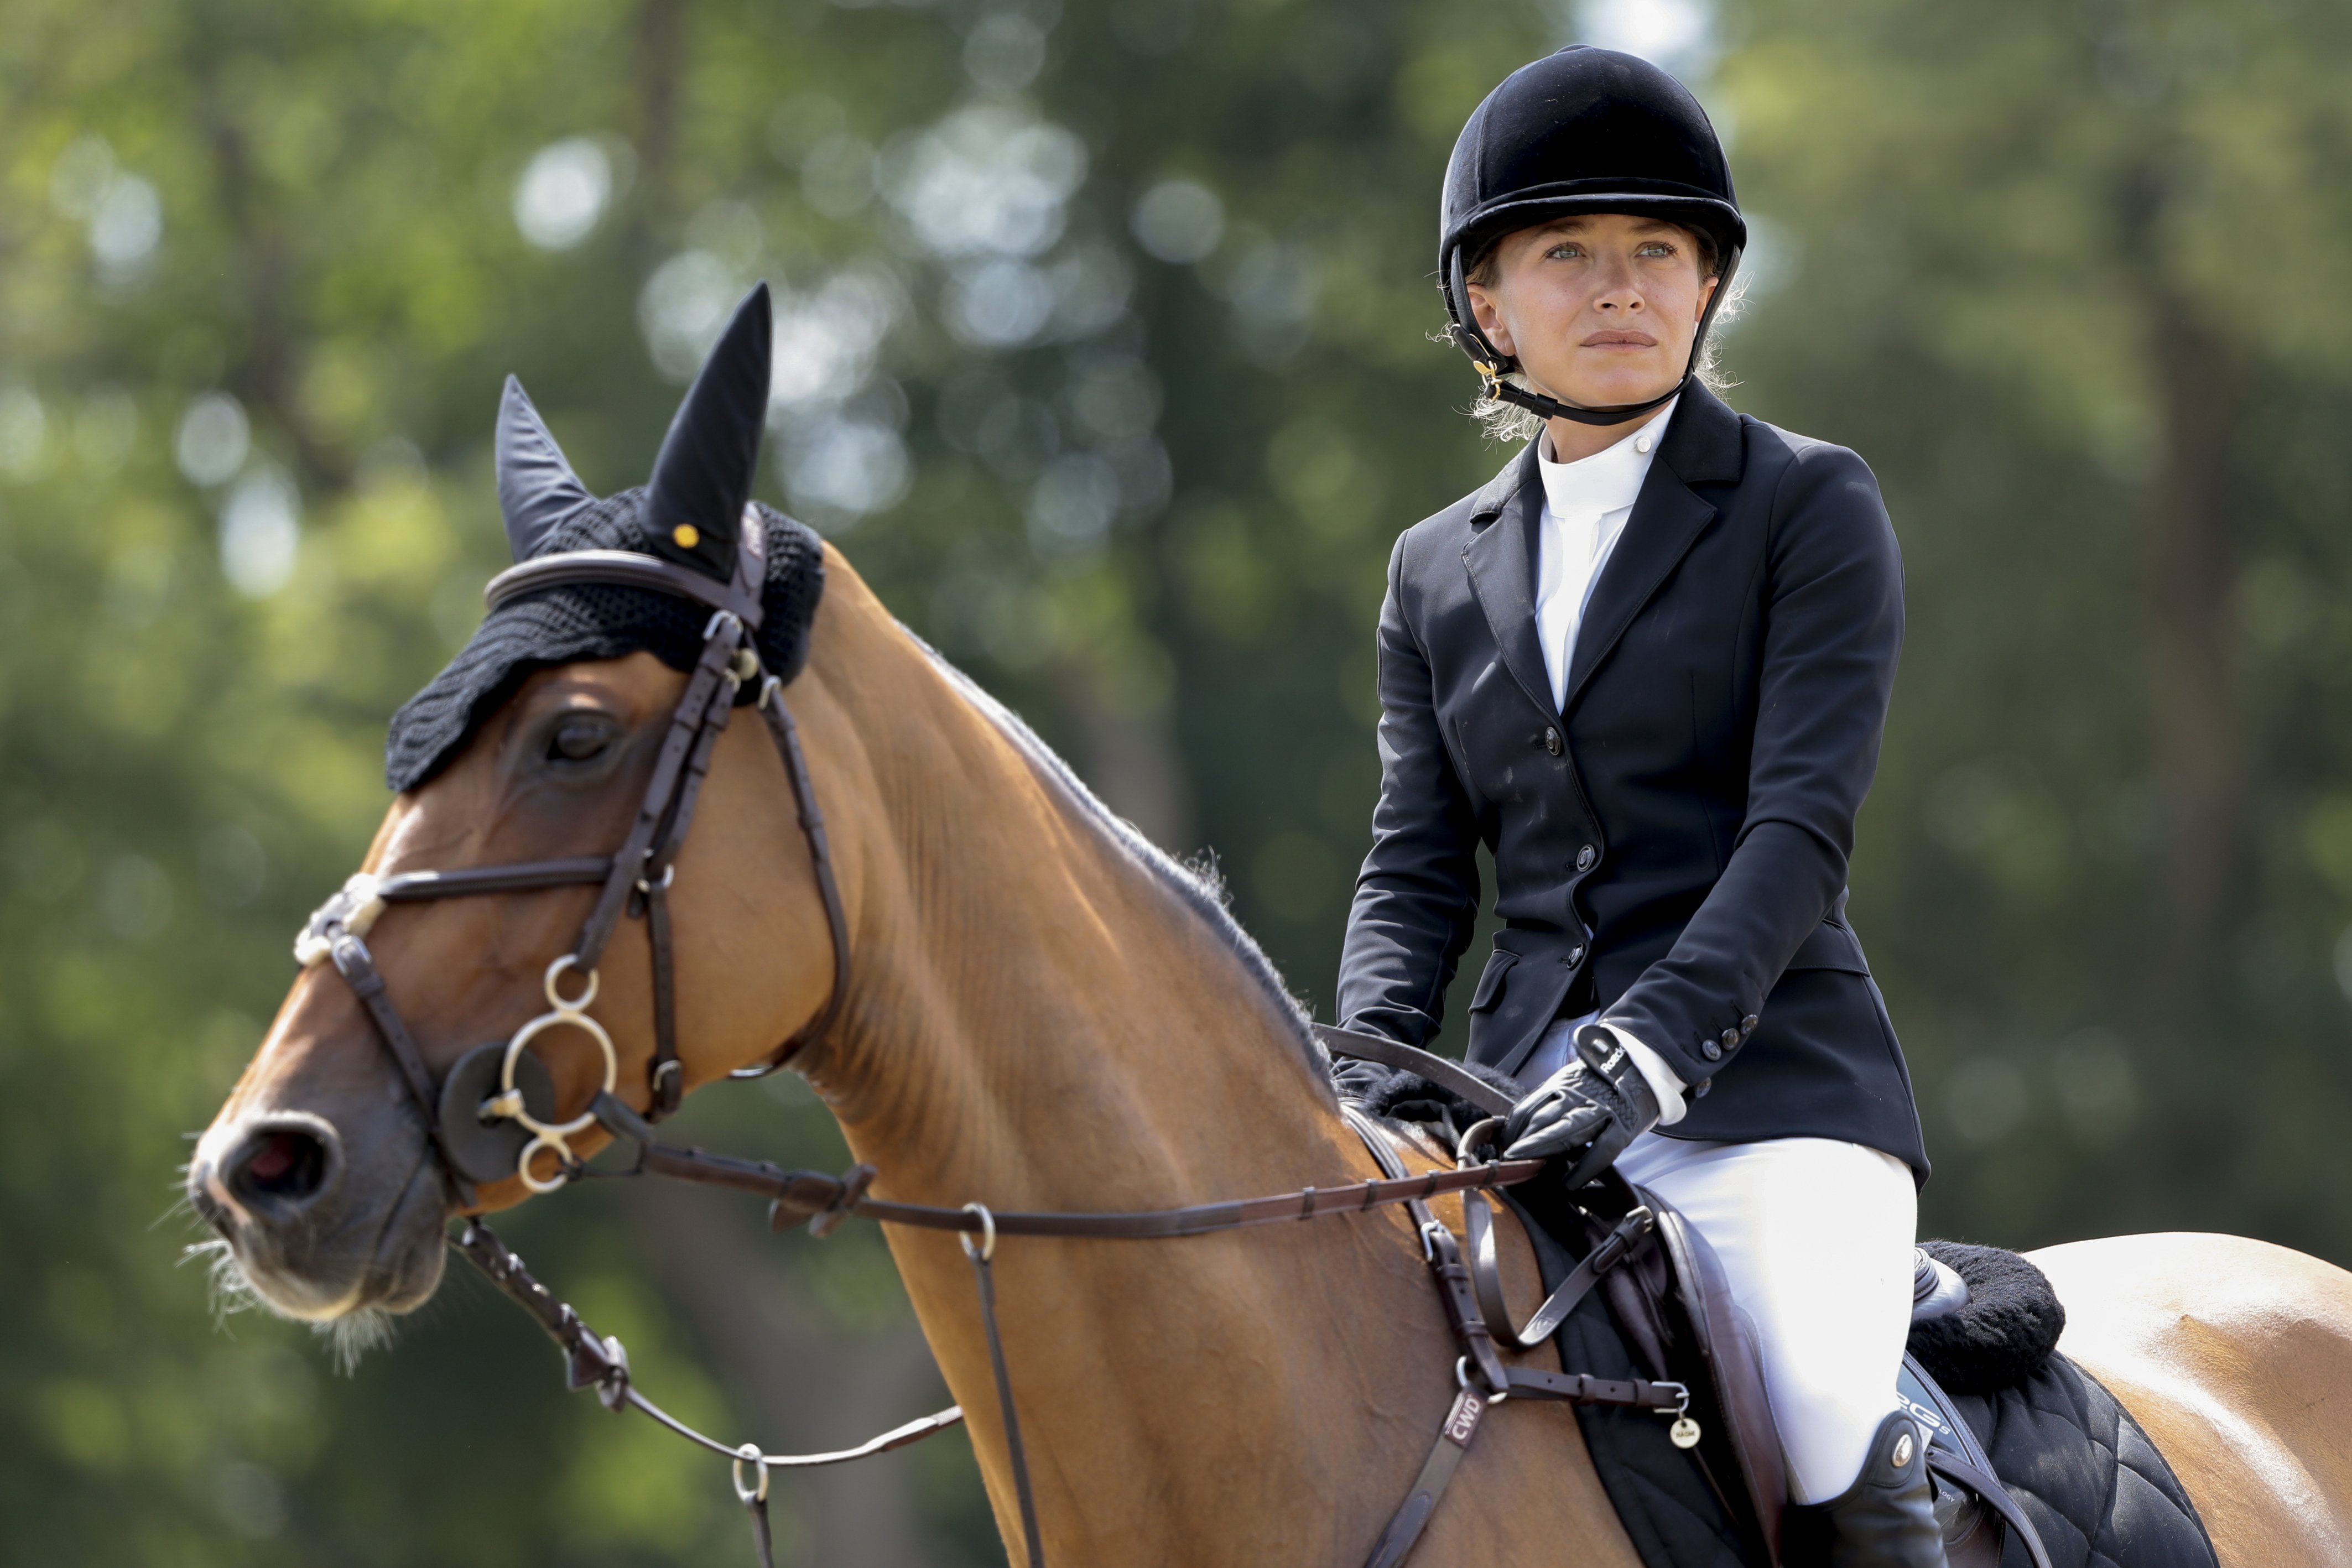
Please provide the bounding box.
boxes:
[548,719,611,762]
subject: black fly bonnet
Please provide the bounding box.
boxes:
[386,288,825,794]
[298,283,849,1193]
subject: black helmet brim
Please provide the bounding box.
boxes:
[1446,185,1747,282]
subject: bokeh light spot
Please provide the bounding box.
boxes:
[1130,178,1224,263]
[513,138,613,251]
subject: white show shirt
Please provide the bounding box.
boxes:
[1534,397,1677,710]
[1522,399,1691,1122]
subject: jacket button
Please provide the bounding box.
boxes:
[1543,727,1563,756]
[1700,1039,1723,1062]
[1719,1027,1740,1049]
[1741,1015,1758,1036]
[1566,945,1585,966]
[1575,845,1596,871]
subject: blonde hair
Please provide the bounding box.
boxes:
[1459,223,1742,444]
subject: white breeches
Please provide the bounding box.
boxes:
[1613,1132,1917,1503]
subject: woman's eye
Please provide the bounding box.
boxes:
[548,720,611,762]
[1637,242,1674,258]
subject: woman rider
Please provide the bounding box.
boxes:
[1335,46,1940,1566]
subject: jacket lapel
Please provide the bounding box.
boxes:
[1460,443,1556,722]
[1560,386,1745,714]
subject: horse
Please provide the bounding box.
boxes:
[188,308,2352,1567]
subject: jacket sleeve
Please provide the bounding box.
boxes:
[1602,443,1904,1087]
[1336,531,1482,1048]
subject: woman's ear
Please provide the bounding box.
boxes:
[1466,280,1518,359]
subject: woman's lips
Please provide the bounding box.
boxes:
[1582,331,1657,347]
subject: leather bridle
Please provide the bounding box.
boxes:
[296,517,849,1199]
[291,524,1698,1568]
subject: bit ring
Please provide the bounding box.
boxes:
[732,1442,770,1504]
[499,955,619,1192]
[960,1202,998,1262]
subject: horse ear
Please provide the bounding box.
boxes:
[645,283,771,582]
[496,376,599,561]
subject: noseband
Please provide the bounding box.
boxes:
[287,528,1693,1568]
[297,521,851,1198]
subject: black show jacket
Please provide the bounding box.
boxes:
[1337,386,1927,1176]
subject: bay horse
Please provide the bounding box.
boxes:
[188,335,2352,1568]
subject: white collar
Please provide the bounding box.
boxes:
[1536,395,1679,521]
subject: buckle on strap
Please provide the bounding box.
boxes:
[294,872,386,967]
[1455,1355,1507,1405]
[1590,1204,1656,1275]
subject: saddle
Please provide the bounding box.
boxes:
[1495,1166,2218,1568]
[1328,1033,2217,1568]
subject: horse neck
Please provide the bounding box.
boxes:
[802,595,1343,1210]
[788,581,1451,1559]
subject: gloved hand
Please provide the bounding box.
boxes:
[1501,1023,1662,1189]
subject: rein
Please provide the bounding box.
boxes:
[299,529,1699,1568]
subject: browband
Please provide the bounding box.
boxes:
[486,549,767,631]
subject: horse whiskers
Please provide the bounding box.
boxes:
[176,1233,402,1373]
[315,1308,397,1376]
[152,1184,200,1232]
[179,1235,264,1325]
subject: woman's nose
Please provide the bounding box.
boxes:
[1593,271,1644,310]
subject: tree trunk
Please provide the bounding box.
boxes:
[634,0,689,222]
[2142,297,2239,1024]
[2121,154,2242,1030]
[1049,658,1197,854]
[192,56,341,490]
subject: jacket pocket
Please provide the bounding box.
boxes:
[1469,949,1518,1012]
[1784,920,1870,975]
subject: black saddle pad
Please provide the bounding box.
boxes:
[1508,1199,2216,1568]
[1944,1352,2217,1568]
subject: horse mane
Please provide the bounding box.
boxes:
[903,627,1331,1091]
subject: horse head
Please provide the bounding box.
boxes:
[187,285,853,1325]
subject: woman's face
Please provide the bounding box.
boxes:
[1465,212,1718,415]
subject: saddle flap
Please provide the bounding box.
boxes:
[1632,1185,1788,1565]
[1598,1243,1673,1382]
[1896,1356,2000,1566]
[1897,1353,1995,1475]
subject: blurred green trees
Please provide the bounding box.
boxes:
[1723,0,2352,1247]
[4,0,2351,1561]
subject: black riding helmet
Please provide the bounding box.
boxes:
[1440,46,1746,426]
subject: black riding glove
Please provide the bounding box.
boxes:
[1501,1023,1662,1190]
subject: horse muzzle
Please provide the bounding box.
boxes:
[189,1107,448,1319]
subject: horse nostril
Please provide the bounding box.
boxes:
[228,1126,334,1210]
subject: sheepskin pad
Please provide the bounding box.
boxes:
[1907,1239,2068,1394]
